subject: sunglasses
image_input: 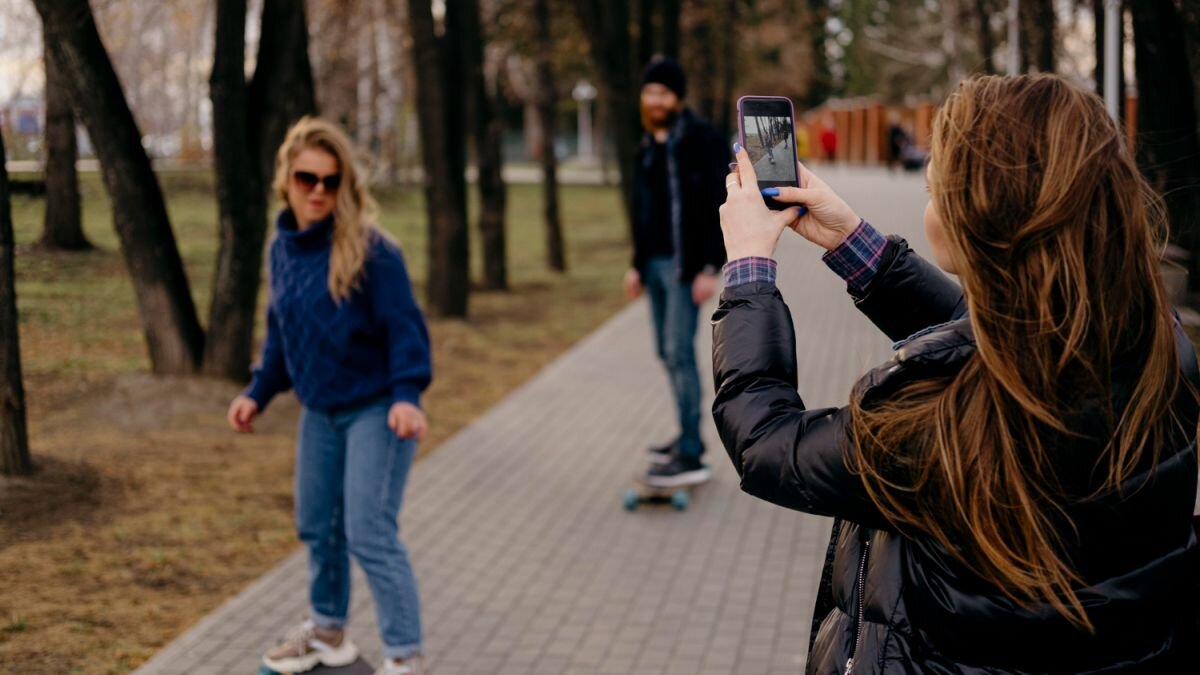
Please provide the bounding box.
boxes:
[292,170,342,192]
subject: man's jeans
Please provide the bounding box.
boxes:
[644,256,703,458]
[296,396,422,660]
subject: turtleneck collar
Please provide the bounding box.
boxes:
[276,209,334,252]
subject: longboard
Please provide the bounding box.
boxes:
[257,658,374,675]
[622,474,709,511]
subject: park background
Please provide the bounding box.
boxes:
[0,1,1198,672]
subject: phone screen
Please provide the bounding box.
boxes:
[739,98,798,190]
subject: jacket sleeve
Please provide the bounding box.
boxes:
[244,303,292,411]
[630,144,648,275]
[712,281,894,529]
[852,237,967,342]
[368,239,433,407]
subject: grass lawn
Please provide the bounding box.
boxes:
[0,171,630,673]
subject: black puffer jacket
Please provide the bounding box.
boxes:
[711,237,1200,674]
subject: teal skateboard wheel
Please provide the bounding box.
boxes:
[671,491,689,511]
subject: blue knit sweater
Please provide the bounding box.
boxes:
[244,210,432,412]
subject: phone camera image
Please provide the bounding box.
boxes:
[745,115,797,183]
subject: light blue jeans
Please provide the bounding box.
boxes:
[643,256,703,458]
[295,396,422,660]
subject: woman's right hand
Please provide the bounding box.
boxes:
[771,163,862,251]
[227,396,259,433]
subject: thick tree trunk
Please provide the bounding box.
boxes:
[409,0,469,317]
[805,0,832,107]
[33,0,204,374]
[205,0,316,379]
[638,0,657,69]
[206,0,266,380]
[41,42,89,251]
[1132,0,1200,289]
[574,0,638,223]
[690,0,718,125]
[536,0,566,272]
[0,133,32,477]
[249,0,318,194]
[661,0,681,59]
[717,0,739,137]
[462,0,508,290]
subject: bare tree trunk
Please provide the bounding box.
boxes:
[34,0,204,374]
[689,0,718,124]
[0,132,32,477]
[805,0,831,107]
[638,0,657,69]
[661,0,681,59]
[205,0,316,379]
[717,0,739,137]
[248,0,318,193]
[409,0,469,316]
[536,0,566,272]
[1132,0,1200,288]
[1035,0,1056,72]
[462,0,508,290]
[41,42,90,251]
[974,0,997,75]
[574,0,638,221]
[206,0,266,380]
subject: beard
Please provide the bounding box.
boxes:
[641,105,680,133]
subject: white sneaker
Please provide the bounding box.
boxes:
[375,656,425,675]
[262,619,359,673]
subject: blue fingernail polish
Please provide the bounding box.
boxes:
[733,142,741,152]
[760,187,780,197]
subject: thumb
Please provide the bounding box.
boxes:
[773,186,820,206]
[771,206,805,229]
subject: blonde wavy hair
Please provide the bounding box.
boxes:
[272,116,382,302]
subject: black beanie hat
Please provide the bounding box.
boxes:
[641,55,687,100]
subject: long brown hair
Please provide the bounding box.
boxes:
[849,75,1184,630]
[272,116,383,302]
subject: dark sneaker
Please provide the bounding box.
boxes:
[647,441,677,465]
[645,454,711,488]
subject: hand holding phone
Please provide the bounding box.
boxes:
[736,96,800,210]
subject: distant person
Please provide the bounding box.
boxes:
[716,75,1198,672]
[887,121,908,171]
[227,117,432,675]
[624,55,729,487]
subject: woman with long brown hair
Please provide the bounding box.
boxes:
[226,117,431,675]
[714,75,1199,672]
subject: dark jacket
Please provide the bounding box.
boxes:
[712,237,1200,674]
[631,108,729,283]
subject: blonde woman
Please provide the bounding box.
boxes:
[227,117,431,675]
[715,75,1198,672]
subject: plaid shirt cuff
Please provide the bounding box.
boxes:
[822,219,887,294]
[723,256,777,287]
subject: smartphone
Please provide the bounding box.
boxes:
[736,96,800,210]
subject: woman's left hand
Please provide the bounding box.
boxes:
[388,402,428,441]
[719,145,805,260]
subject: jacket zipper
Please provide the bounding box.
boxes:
[844,539,871,675]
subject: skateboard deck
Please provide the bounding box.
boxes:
[257,658,374,675]
[622,474,709,511]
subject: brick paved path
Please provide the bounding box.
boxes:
[135,168,929,675]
